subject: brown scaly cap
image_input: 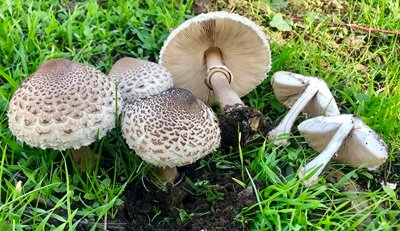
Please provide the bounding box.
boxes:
[7,58,119,150]
[121,88,221,168]
[108,57,173,104]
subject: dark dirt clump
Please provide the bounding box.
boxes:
[219,104,272,150]
[108,161,257,230]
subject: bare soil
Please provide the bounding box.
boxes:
[103,161,256,231]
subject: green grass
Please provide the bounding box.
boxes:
[1,0,399,230]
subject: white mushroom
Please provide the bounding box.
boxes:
[159,11,271,147]
[108,57,173,104]
[298,114,388,186]
[268,71,340,145]
[7,58,119,170]
[121,88,221,183]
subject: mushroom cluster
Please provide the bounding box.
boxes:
[7,12,271,180]
[268,71,388,185]
[7,57,221,179]
[7,11,388,189]
[108,57,221,183]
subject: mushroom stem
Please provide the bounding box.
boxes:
[154,166,178,183]
[299,120,354,186]
[268,83,319,145]
[71,146,97,172]
[205,48,243,108]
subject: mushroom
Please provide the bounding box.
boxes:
[297,114,388,186]
[108,57,173,104]
[7,58,119,170]
[268,71,340,145]
[121,88,221,183]
[159,11,272,147]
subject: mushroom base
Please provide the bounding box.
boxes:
[71,146,98,172]
[219,104,271,148]
[154,166,178,185]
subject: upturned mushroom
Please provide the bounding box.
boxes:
[159,11,272,147]
[7,58,119,170]
[268,71,340,145]
[121,88,221,183]
[108,57,173,104]
[298,114,388,186]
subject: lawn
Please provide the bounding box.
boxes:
[0,0,399,230]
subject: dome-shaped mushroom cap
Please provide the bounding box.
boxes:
[108,57,173,104]
[7,58,119,150]
[159,11,271,104]
[298,115,388,169]
[121,88,221,168]
[272,71,340,116]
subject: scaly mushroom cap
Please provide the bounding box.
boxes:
[7,58,119,150]
[108,57,173,104]
[121,88,221,168]
[298,115,388,169]
[272,71,340,116]
[159,11,271,104]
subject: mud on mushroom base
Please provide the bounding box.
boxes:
[219,104,272,149]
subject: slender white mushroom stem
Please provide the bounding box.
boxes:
[155,166,178,183]
[205,47,243,109]
[299,120,354,186]
[268,83,319,145]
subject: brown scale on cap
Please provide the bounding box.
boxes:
[121,88,221,168]
[7,58,120,150]
[108,57,173,104]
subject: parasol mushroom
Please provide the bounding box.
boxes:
[268,71,340,145]
[121,88,221,183]
[298,114,388,186]
[7,58,119,170]
[159,11,272,147]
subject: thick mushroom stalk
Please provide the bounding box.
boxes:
[299,120,354,186]
[205,48,268,147]
[268,71,340,146]
[205,48,243,107]
[71,147,98,171]
[268,82,319,145]
[154,166,179,184]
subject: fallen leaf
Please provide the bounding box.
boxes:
[356,64,369,73]
[344,36,366,48]
[270,13,292,31]
[270,0,288,11]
